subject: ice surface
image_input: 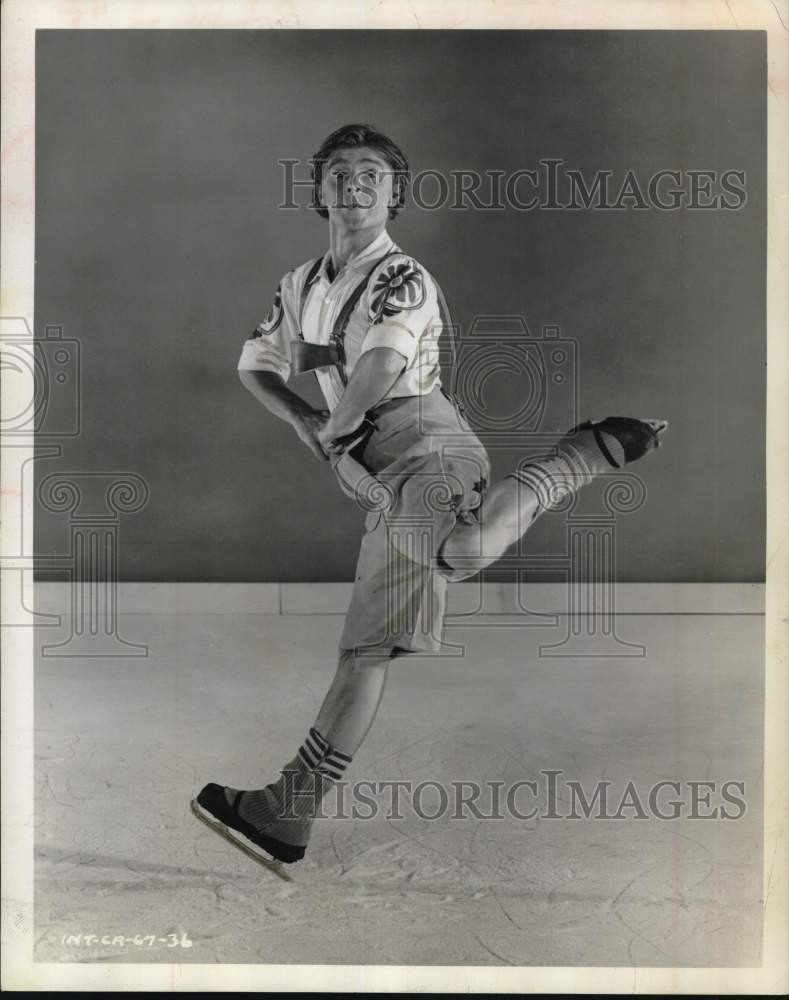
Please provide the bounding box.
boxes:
[34,609,763,966]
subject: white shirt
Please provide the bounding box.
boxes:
[237,229,444,411]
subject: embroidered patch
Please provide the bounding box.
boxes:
[369,259,427,324]
[255,284,284,336]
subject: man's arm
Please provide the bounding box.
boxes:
[238,369,312,423]
[238,369,330,462]
[318,347,406,449]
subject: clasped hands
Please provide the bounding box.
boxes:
[292,406,367,462]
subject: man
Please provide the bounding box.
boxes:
[192,123,667,870]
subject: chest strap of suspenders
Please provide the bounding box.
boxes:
[288,256,326,386]
[291,250,400,386]
[298,256,324,325]
[290,250,468,421]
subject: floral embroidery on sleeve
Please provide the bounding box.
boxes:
[368,259,427,325]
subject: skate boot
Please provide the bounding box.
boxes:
[563,417,668,470]
[191,783,302,879]
[192,728,352,876]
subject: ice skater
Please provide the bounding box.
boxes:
[192,123,667,874]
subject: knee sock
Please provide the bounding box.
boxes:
[505,424,625,523]
[224,727,352,848]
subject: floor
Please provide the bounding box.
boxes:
[33,605,764,967]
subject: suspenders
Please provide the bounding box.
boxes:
[296,250,400,388]
[296,249,468,422]
[298,256,323,327]
[327,250,401,387]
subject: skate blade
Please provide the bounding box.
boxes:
[190,798,294,882]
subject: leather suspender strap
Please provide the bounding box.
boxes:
[295,256,325,390]
[328,249,402,386]
[298,257,324,337]
[295,250,467,423]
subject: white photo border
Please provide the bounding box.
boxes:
[1,0,786,993]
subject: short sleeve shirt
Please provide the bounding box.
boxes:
[237,229,445,411]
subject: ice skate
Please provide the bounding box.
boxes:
[191,783,302,881]
[562,416,668,470]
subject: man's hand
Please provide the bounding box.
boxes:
[291,408,332,461]
[315,347,406,456]
[317,413,366,456]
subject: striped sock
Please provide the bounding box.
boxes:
[224,728,353,849]
[506,447,593,520]
[297,726,353,780]
[505,427,623,524]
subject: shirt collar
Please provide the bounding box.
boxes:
[319,229,397,281]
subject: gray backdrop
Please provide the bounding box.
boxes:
[34,30,766,582]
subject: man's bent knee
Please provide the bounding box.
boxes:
[436,522,494,580]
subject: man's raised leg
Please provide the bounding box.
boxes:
[439,416,668,576]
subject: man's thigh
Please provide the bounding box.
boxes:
[338,509,451,658]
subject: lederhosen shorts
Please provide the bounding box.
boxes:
[291,249,490,657]
[335,385,492,658]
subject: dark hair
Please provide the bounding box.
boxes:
[311,123,410,221]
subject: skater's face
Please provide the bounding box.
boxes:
[320,146,395,233]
